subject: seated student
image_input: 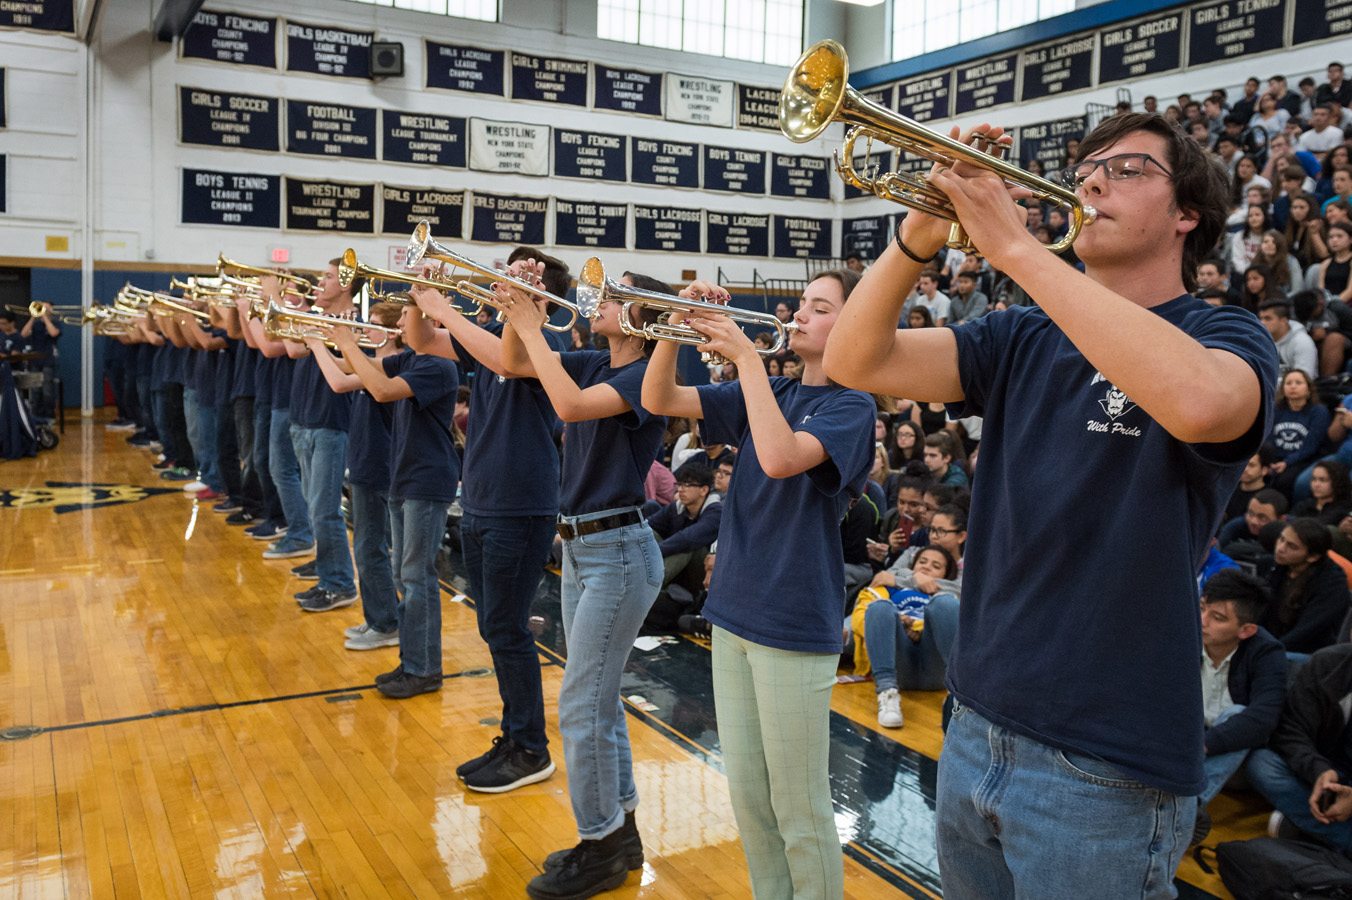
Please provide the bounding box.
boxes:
[646,462,722,592]
[1259,299,1319,382]
[1292,459,1352,525]
[1269,370,1331,496]
[1225,446,1276,522]
[1264,517,1352,655]
[843,478,883,603]
[1192,569,1289,845]
[923,432,969,487]
[870,502,967,591]
[1246,643,1352,851]
[874,473,934,567]
[947,271,989,326]
[1218,488,1289,551]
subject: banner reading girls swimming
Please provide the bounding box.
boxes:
[510,52,588,107]
[180,10,277,68]
[285,20,372,79]
[469,192,548,245]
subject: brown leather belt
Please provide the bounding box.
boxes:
[556,509,642,541]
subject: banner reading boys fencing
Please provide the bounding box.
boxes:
[468,118,550,176]
[553,129,627,182]
[180,10,277,68]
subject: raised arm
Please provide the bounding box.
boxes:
[640,282,713,420]
[302,335,365,392]
[328,328,412,402]
[408,282,512,378]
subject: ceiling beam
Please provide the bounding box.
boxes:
[152,0,206,42]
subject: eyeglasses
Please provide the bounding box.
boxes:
[675,482,706,489]
[928,526,963,536]
[1059,152,1174,189]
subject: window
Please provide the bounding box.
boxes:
[340,0,499,21]
[892,0,1074,61]
[599,0,805,66]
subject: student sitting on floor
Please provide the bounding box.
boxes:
[1264,517,1352,656]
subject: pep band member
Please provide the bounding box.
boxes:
[641,271,874,900]
[825,114,1277,900]
[498,263,667,900]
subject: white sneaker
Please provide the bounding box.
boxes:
[1267,811,1287,838]
[183,479,207,493]
[155,453,166,463]
[344,623,399,650]
[877,688,903,729]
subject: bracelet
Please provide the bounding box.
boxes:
[894,220,932,265]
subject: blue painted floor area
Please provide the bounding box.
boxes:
[437,547,1223,900]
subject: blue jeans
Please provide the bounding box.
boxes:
[135,375,157,438]
[269,408,312,549]
[558,515,662,839]
[461,512,556,756]
[389,497,450,677]
[937,700,1193,900]
[1201,705,1251,805]
[184,388,201,471]
[1247,749,1352,852]
[216,401,241,500]
[865,592,960,693]
[253,402,281,525]
[152,389,177,464]
[291,425,354,593]
[195,400,224,492]
[351,484,398,634]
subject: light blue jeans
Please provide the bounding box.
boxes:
[864,592,960,693]
[292,425,354,593]
[389,497,450,677]
[351,484,398,634]
[1247,749,1352,852]
[268,408,312,550]
[558,514,662,839]
[937,700,1193,900]
[1201,705,1251,805]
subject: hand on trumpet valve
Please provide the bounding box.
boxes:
[678,279,732,306]
[494,269,548,331]
[328,322,360,353]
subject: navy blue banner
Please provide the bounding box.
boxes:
[632,138,700,188]
[285,20,372,79]
[1021,34,1096,102]
[180,87,279,151]
[895,72,951,123]
[1018,116,1086,178]
[953,54,1017,114]
[842,215,892,261]
[773,215,832,259]
[286,99,377,159]
[554,200,627,249]
[180,10,276,68]
[1187,0,1286,66]
[553,129,627,181]
[634,205,701,253]
[510,52,588,106]
[704,146,766,194]
[470,192,549,245]
[381,187,464,238]
[1098,12,1183,83]
[284,177,375,233]
[737,84,781,132]
[0,0,73,32]
[0,155,6,214]
[770,154,832,200]
[594,65,662,116]
[1,69,8,129]
[381,110,466,168]
[707,212,769,257]
[182,168,280,228]
[1295,0,1352,44]
[842,149,893,201]
[425,41,505,95]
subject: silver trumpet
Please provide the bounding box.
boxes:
[575,257,798,366]
[261,300,400,350]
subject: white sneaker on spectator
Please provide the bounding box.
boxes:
[183,480,207,493]
[877,688,903,729]
[1267,811,1284,838]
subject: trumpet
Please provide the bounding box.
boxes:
[120,284,212,322]
[6,302,82,318]
[575,257,797,365]
[780,40,1094,254]
[403,221,585,333]
[217,254,316,291]
[261,300,400,350]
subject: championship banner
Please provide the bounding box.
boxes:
[842,149,893,200]
[1,69,7,129]
[1187,0,1286,66]
[634,205,701,253]
[181,168,280,228]
[770,154,832,200]
[284,177,375,233]
[381,110,466,168]
[631,138,699,188]
[180,10,277,68]
[554,200,628,249]
[841,215,892,262]
[1020,33,1096,102]
[553,129,627,182]
[468,118,549,176]
[287,99,377,159]
[706,211,769,257]
[179,87,279,151]
[0,0,74,32]
[703,146,766,194]
[469,192,548,245]
[1098,11,1184,84]
[895,72,952,123]
[285,20,372,79]
[510,52,589,106]
[381,186,465,238]
[1018,116,1086,181]
[594,65,662,116]
[953,53,1018,115]
[425,41,505,95]
[737,84,781,132]
[1295,0,1352,44]
[665,74,734,127]
[773,215,832,259]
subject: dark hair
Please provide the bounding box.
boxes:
[0,310,14,323]
[1197,255,1226,274]
[912,545,958,580]
[1284,516,1333,560]
[893,419,925,462]
[1321,146,1352,180]
[811,267,862,301]
[1277,369,1320,410]
[894,473,933,499]
[1201,568,1269,625]
[456,384,471,404]
[615,270,674,357]
[1313,458,1352,505]
[673,461,714,489]
[1329,207,1352,227]
[1247,266,1282,307]
[931,503,968,535]
[1257,442,1277,467]
[1291,289,1324,324]
[1242,203,1272,238]
[328,257,365,297]
[1253,488,1290,516]
[507,246,571,298]
[1074,112,1229,292]
[1257,296,1289,317]
[955,270,977,282]
[908,306,935,328]
[1195,287,1228,303]
[924,432,954,457]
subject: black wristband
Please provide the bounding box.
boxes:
[894,220,932,265]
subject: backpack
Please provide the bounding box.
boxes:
[1216,837,1352,900]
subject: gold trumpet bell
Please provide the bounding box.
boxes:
[779,39,849,145]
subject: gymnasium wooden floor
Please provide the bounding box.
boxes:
[1,416,1269,899]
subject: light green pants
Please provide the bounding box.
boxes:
[712,626,844,900]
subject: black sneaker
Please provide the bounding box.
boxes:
[528,829,631,900]
[299,590,358,613]
[463,742,555,793]
[678,614,712,639]
[374,664,405,686]
[291,560,319,580]
[376,670,443,699]
[457,735,513,780]
[128,435,152,448]
[212,499,243,514]
[545,810,643,872]
[225,511,255,526]
[1190,803,1211,847]
[294,585,325,603]
[152,459,175,471]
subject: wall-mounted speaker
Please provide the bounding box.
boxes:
[372,41,404,78]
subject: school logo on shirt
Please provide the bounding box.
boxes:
[1087,373,1142,437]
[800,413,815,426]
[496,374,506,384]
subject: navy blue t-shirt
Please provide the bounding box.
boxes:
[944,296,1278,795]
[270,356,294,411]
[25,318,60,358]
[291,352,352,431]
[230,340,256,401]
[557,350,667,517]
[149,343,170,391]
[254,351,272,409]
[137,342,155,379]
[383,350,460,503]
[189,349,213,404]
[697,378,875,653]
[450,323,560,517]
[0,330,22,356]
[1271,404,1332,468]
[348,386,393,490]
